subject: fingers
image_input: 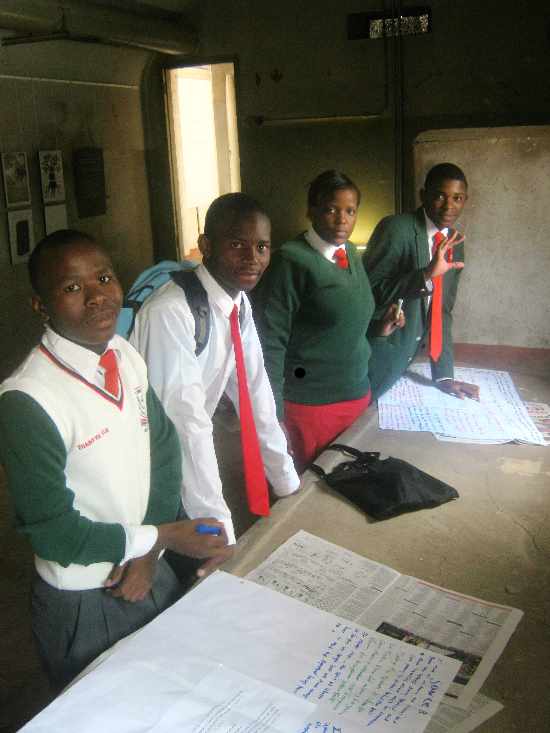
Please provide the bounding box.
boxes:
[108,556,156,602]
[446,229,465,246]
[110,577,150,602]
[160,518,230,559]
[104,562,127,588]
[196,547,235,579]
[459,382,480,401]
[438,380,479,401]
[190,518,229,549]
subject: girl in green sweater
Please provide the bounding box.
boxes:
[256,170,404,470]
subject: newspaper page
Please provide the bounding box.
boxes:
[378,365,545,445]
[247,531,522,711]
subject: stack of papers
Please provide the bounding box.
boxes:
[378,365,545,445]
[21,571,463,733]
[248,531,521,732]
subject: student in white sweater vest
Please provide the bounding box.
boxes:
[0,230,230,688]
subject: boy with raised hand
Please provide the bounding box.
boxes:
[130,193,299,554]
[0,229,229,688]
[364,163,479,400]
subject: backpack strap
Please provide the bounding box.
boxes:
[170,269,210,356]
[170,268,247,357]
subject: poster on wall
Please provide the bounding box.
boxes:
[44,203,68,234]
[39,150,66,203]
[1,152,31,207]
[7,209,35,264]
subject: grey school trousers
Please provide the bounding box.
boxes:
[31,557,180,689]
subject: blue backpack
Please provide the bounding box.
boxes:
[116,260,211,356]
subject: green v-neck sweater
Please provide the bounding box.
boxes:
[255,235,375,419]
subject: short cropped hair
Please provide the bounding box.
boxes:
[424,163,468,191]
[28,229,96,295]
[204,193,269,240]
[307,170,361,209]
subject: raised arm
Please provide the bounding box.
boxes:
[364,215,429,319]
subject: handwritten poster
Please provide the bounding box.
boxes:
[20,572,460,733]
[378,365,545,444]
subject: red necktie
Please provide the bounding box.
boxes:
[99,349,119,397]
[229,305,270,516]
[333,248,349,269]
[429,232,446,362]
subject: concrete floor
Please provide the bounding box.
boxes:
[2,365,549,731]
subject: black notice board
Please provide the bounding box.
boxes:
[73,147,106,218]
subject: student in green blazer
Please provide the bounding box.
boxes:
[364,163,479,400]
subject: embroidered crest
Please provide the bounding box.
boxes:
[135,387,149,432]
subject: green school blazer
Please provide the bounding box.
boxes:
[363,208,464,398]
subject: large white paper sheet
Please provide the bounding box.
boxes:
[144,666,316,732]
[247,532,522,709]
[378,365,545,444]
[21,572,460,733]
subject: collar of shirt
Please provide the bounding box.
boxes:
[423,209,449,246]
[195,262,242,319]
[304,226,347,262]
[42,327,121,385]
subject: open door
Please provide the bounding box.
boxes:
[165,61,241,259]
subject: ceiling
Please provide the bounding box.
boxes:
[91,0,198,16]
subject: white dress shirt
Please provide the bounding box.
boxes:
[130,264,299,544]
[304,225,347,260]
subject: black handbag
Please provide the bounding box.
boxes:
[310,443,459,520]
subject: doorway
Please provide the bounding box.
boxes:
[165,62,241,259]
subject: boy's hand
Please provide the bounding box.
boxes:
[425,229,465,280]
[196,545,235,579]
[157,518,229,559]
[437,379,480,401]
[104,552,158,602]
[104,562,127,589]
[378,302,406,337]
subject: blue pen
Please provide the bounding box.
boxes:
[195,523,222,536]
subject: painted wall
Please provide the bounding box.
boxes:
[414,126,550,349]
[188,0,394,246]
[0,40,154,378]
[185,0,550,349]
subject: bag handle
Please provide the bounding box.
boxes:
[308,463,326,479]
[326,443,380,462]
[309,444,380,478]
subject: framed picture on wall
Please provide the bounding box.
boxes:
[39,150,66,203]
[8,209,35,265]
[1,152,31,207]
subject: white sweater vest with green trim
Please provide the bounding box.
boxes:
[0,335,152,590]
